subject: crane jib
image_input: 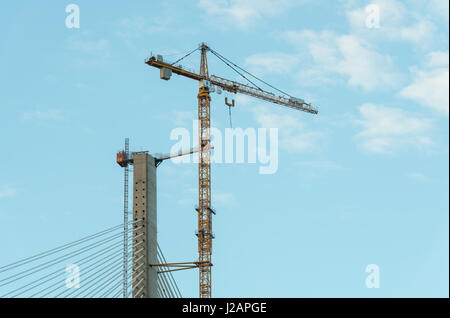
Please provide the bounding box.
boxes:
[145,57,318,115]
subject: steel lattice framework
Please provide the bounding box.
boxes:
[197,44,213,297]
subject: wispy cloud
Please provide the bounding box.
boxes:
[172,110,194,127]
[176,187,196,206]
[252,105,323,153]
[0,186,17,199]
[427,0,449,23]
[156,110,194,128]
[354,103,433,154]
[346,0,437,46]
[283,30,402,91]
[66,32,111,66]
[212,191,236,206]
[67,37,110,58]
[399,51,449,116]
[407,172,429,182]
[22,109,64,121]
[117,16,172,38]
[296,160,342,170]
[247,1,446,94]
[245,52,299,76]
[198,0,300,29]
[116,15,196,45]
[425,51,450,68]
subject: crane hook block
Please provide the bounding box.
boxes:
[225,97,235,107]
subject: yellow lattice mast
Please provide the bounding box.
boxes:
[197,44,213,298]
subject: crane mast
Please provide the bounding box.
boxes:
[197,44,213,298]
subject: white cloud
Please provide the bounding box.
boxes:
[174,187,196,206]
[355,103,433,154]
[425,51,449,68]
[407,172,429,182]
[234,94,255,106]
[22,110,64,121]
[399,69,449,115]
[119,16,165,35]
[346,0,437,45]
[172,110,194,127]
[212,192,236,206]
[394,21,436,43]
[67,37,110,58]
[399,51,449,116]
[245,52,299,76]
[252,106,322,153]
[0,186,17,199]
[116,13,197,47]
[198,0,298,28]
[336,35,400,90]
[427,0,449,23]
[117,16,179,38]
[156,110,194,128]
[296,160,342,170]
[283,30,401,91]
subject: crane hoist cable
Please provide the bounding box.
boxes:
[208,47,293,98]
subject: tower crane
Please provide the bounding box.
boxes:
[146,43,318,298]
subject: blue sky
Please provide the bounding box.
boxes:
[0,0,448,297]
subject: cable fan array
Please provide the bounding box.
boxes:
[0,219,181,298]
